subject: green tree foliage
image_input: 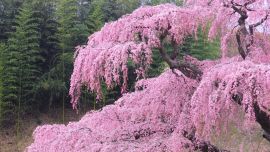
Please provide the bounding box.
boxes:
[181,28,220,60]
[57,0,89,49]
[42,0,91,116]
[0,1,43,127]
[0,0,24,42]
[78,0,92,21]
[86,2,104,34]
[142,0,183,5]
[0,43,5,123]
[56,0,87,88]
[29,0,63,112]
[34,0,95,114]
[32,0,60,73]
[97,0,119,22]
[93,0,140,22]
[114,0,140,17]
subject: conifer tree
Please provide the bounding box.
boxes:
[54,0,90,120]
[56,0,82,94]
[0,43,5,123]
[115,0,140,17]
[57,0,88,50]
[33,0,60,73]
[86,2,104,34]
[0,0,24,42]
[28,0,63,112]
[0,1,43,126]
[97,0,140,22]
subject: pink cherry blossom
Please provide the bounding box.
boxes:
[69,4,212,109]
[27,2,270,152]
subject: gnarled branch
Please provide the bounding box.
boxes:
[157,36,202,80]
[223,1,270,59]
[247,13,269,49]
[170,40,179,60]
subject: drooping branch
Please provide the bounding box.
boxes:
[69,4,210,108]
[243,0,256,7]
[248,13,270,48]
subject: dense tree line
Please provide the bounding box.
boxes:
[0,0,218,127]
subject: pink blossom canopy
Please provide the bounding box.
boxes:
[69,4,212,109]
[28,70,200,151]
[27,2,270,152]
[27,59,270,151]
[70,1,270,109]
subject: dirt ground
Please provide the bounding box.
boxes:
[0,108,83,152]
